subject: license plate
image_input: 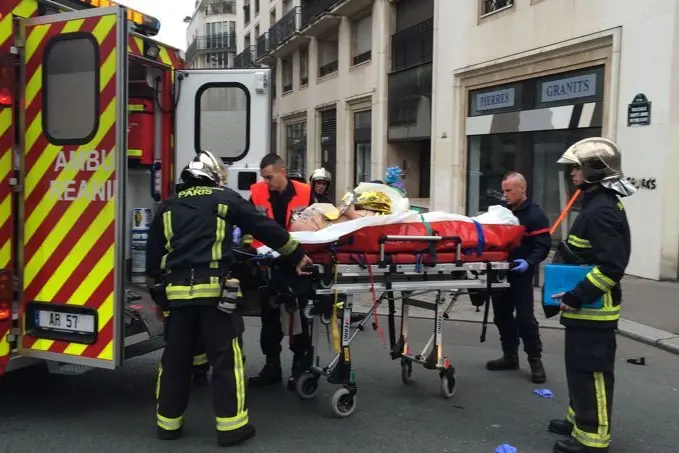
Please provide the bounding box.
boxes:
[35,310,96,334]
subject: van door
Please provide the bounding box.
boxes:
[174,69,272,198]
[19,7,128,369]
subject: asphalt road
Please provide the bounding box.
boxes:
[1,317,678,453]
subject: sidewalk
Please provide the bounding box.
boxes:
[351,275,679,355]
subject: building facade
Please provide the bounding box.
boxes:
[233,0,434,206]
[431,0,679,280]
[184,0,238,69]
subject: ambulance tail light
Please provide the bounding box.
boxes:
[76,0,161,36]
[0,88,12,107]
[0,270,11,321]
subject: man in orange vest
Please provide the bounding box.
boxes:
[248,154,313,389]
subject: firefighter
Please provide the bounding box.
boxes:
[146,151,312,446]
[309,167,333,204]
[247,153,314,390]
[486,171,551,383]
[548,137,634,453]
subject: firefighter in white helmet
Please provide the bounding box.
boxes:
[146,150,312,446]
[548,137,634,453]
[309,167,333,204]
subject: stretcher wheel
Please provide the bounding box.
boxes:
[303,305,314,320]
[295,372,320,400]
[330,387,356,418]
[321,313,332,325]
[439,367,457,399]
[400,359,413,384]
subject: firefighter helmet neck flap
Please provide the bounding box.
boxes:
[557,137,636,197]
[181,150,229,187]
[310,168,332,194]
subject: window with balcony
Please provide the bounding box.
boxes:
[244,0,251,24]
[318,38,338,78]
[481,0,514,16]
[391,18,433,72]
[206,0,236,15]
[282,58,293,93]
[255,25,260,38]
[255,0,260,15]
[283,0,292,15]
[351,13,372,66]
[269,9,276,27]
[299,48,309,87]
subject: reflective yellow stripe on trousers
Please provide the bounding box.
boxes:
[572,372,611,448]
[562,292,619,322]
[155,365,186,431]
[216,337,248,432]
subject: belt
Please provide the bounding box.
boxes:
[165,266,228,285]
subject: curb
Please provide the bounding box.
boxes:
[355,306,679,355]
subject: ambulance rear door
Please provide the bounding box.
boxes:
[174,68,272,198]
[18,6,129,369]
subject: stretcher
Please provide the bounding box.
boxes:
[242,207,524,418]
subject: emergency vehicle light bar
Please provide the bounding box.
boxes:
[76,0,160,36]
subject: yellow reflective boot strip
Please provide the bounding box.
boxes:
[166,276,222,300]
[566,406,575,424]
[210,204,229,269]
[277,237,299,256]
[193,353,208,366]
[562,292,620,322]
[216,337,248,432]
[160,211,173,271]
[586,267,616,292]
[572,372,611,448]
[567,235,591,249]
[0,330,10,357]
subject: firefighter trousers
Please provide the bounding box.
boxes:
[259,288,311,364]
[163,311,209,374]
[156,305,248,434]
[564,327,616,449]
[491,274,542,358]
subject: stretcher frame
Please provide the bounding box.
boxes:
[288,235,511,418]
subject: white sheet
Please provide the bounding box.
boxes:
[256,205,518,256]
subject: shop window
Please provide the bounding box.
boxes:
[43,34,99,145]
[354,110,372,185]
[196,83,250,162]
[351,13,372,66]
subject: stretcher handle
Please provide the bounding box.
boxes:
[379,235,461,243]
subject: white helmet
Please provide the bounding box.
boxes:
[181,150,228,186]
[310,167,332,185]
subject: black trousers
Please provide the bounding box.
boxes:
[259,288,310,365]
[564,327,616,449]
[163,313,209,374]
[157,305,248,433]
[491,273,542,358]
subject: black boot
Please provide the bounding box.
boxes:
[529,357,546,383]
[548,419,573,435]
[553,438,608,453]
[157,426,183,441]
[486,353,519,371]
[248,358,282,388]
[217,424,256,447]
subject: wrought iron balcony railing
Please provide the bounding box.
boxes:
[318,60,338,78]
[234,46,257,68]
[388,62,432,126]
[256,33,269,59]
[201,0,236,16]
[185,33,237,62]
[353,50,371,66]
[300,0,343,29]
[269,6,302,50]
[391,18,433,72]
[481,0,514,15]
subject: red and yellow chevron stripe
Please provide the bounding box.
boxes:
[127,33,184,69]
[21,13,119,362]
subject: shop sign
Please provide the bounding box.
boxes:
[475,88,515,112]
[540,73,597,103]
[627,94,651,126]
[626,176,656,190]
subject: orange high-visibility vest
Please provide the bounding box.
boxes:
[249,180,311,249]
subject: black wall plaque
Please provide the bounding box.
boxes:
[628,93,651,126]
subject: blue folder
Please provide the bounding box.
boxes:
[542,264,603,309]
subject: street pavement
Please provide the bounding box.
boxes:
[1,317,678,452]
[351,274,679,354]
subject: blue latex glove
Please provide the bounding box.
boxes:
[495,444,517,453]
[510,259,528,273]
[232,227,242,245]
[533,388,553,398]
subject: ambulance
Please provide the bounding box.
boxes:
[0,0,271,378]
